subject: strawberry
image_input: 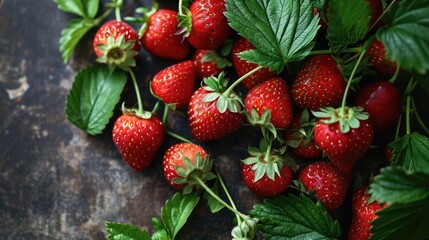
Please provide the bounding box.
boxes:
[348,186,387,240]
[180,0,232,50]
[285,110,322,159]
[151,60,196,109]
[242,144,294,198]
[298,161,349,211]
[112,112,164,171]
[313,107,374,172]
[139,9,190,60]
[188,73,244,142]
[291,55,345,111]
[244,77,294,129]
[232,37,277,90]
[192,49,231,80]
[162,143,215,193]
[354,81,402,133]
[93,20,140,70]
[367,0,383,27]
[365,39,398,75]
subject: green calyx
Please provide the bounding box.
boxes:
[124,3,158,36]
[172,153,217,194]
[312,106,369,133]
[121,102,152,119]
[96,34,138,72]
[201,40,233,68]
[231,218,259,240]
[177,7,192,38]
[245,108,277,139]
[202,72,244,113]
[286,109,317,148]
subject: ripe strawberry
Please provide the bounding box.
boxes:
[112,112,164,171]
[298,161,349,211]
[188,73,244,142]
[151,60,196,109]
[162,143,214,192]
[244,77,293,129]
[192,49,230,80]
[367,0,383,27]
[365,39,398,75]
[313,107,374,172]
[349,186,387,240]
[232,37,277,90]
[354,81,402,133]
[139,9,190,60]
[291,55,345,111]
[181,0,232,50]
[93,20,140,70]
[285,111,322,159]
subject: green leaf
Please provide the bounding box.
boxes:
[389,132,429,174]
[314,0,327,10]
[377,0,429,74]
[59,19,95,63]
[105,222,150,240]
[54,0,85,17]
[65,64,127,135]
[250,194,342,239]
[161,192,200,240]
[83,0,99,18]
[416,72,429,94]
[370,199,429,240]
[225,0,319,73]
[326,0,370,52]
[203,181,225,213]
[369,167,429,204]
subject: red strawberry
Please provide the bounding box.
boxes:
[354,81,402,133]
[112,112,164,171]
[232,37,277,90]
[140,9,190,60]
[192,49,230,80]
[285,111,322,159]
[188,73,244,141]
[163,143,214,192]
[181,0,232,50]
[313,107,374,172]
[244,77,293,129]
[151,60,196,109]
[349,186,387,240]
[298,161,349,211]
[365,39,398,75]
[367,0,383,27]
[291,55,345,111]
[93,20,140,70]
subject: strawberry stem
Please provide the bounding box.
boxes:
[224,65,264,96]
[128,69,144,115]
[388,64,401,83]
[309,47,362,56]
[406,95,411,135]
[115,0,123,21]
[162,104,170,126]
[94,8,114,25]
[411,97,429,135]
[216,172,242,225]
[166,130,193,144]
[394,114,402,141]
[367,0,397,33]
[178,0,184,15]
[193,176,249,220]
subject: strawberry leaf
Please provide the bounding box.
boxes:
[225,0,319,73]
[53,0,86,17]
[389,132,429,174]
[105,222,150,240]
[250,194,342,239]
[203,180,225,213]
[84,0,100,18]
[161,191,200,240]
[377,0,429,74]
[59,19,96,63]
[65,64,127,135]
[326,0,370,52]
[368,167,429,204]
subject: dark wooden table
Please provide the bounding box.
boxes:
[0,0,262,239]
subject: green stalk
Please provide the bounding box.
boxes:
[216,172,242,225]
[368,0,397,33]
[394,114,402,141]
[178,0,184,15]
[162,104,170,126]
[406,95,411,135]
[128,69,144,115]
[115,0,123,21]
[411,97,429,135]
[224,65,264,96]
[194,176,249,220]
[166,130,193,144]
[388,64,401,83]
[309,47,362,56]
[94,8,114,25]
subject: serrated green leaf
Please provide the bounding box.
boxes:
[370,199,429,240]
[83,0,99,18]
[161,192,200,240]
[369,167,429,204]
[203,181,225,213]
[65,64,127,135]
[377,0,429,74]
[250,194,342,239]
[389,132,429,174]
[314,0,327,10]
[59,19,95,63]
[54,0,85,17]
[225,0,319,73]
[105,222,150,240]
[326,0,370,52]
